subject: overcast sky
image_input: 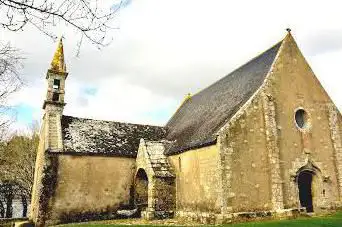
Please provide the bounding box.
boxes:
[1,0,342,131]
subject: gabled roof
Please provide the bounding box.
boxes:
[142,140,175,178]
[60,115,166,157]
[165,41,283,154]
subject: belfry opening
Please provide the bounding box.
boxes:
[298,170,314,212]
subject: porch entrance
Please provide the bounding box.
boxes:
[135,168,148,213]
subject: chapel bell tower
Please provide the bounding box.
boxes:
[43,38,68,112]
[30,38,68,225]
[41,38,68,151]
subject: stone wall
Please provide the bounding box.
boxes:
[217,33,342,215]
[30,103,64,226]
[154,177,175,213]
[217,95,272,213]
[29,116,47,225]
[265,34,340,210]
[328,106,342,201]
[167,144,221,214]
[47,155,135,224]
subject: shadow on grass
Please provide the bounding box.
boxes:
[55,212,342,227]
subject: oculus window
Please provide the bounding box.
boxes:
[295,109,309,129]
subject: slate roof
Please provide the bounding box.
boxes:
[60,115,166,157]
[57,40,282,157]
[144,141,175,178]
[165,41,282,154]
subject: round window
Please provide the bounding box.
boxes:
[295,109,309,129]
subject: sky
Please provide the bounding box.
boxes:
[1,0,342,132]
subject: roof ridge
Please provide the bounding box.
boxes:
[213,39,285,137]
[165,38,283,153]
[62,115,164,128]
[191,40,284,100]
[166,39,283,127]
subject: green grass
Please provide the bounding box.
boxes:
[56,212,342,227]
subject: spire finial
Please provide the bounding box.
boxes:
[176,93,192,110]
[286,28,291,33]
[50,37,66,73]
[185,93,192,101]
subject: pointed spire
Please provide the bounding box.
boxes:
[50,37,66,73]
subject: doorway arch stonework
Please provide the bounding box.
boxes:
[297,170,314,212]
[135,139,176,219]
[289,158,333,212]
[135,168,149,211]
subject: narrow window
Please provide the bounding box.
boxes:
[53,79,60,90]
[52,93,59,102]
[178,157,181,171]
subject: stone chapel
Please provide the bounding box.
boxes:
[29,31,342,226]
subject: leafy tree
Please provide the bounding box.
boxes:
[0,128,39,217]
[0,181,28,218]
[0,181,14,218]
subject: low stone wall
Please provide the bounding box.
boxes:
[175,208,307,224]
[176,210,228,224]
[232,208,305,222]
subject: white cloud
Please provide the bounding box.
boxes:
[64,77,177,125]
[2,0,342,130]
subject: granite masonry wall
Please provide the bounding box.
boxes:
[48,155,135,224]
[216,33,342,218]
[167,144,221,218]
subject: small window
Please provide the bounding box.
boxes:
[178,157,181,171]
[295,109,308,129]
[53,79,60,89]
[52,93,59,102]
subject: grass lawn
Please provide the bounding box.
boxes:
[55,211,342,227]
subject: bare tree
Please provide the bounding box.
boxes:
[0,42,22,138]
[0,0,121,48]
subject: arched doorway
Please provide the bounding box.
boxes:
[134,169,149,214]
[297,170,314,212]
